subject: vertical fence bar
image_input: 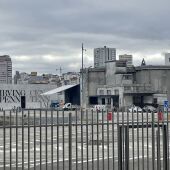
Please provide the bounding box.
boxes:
[75,110,78,170]
[152,111,155,170]
[102,109,104,170]
[62,110,65,170]
[34,110,36,170]
[118,125,122,170]
[45,110,48,170]
[117,110,120,170]
[166,108,169,170]
[81,109,84,170]
[40,110,42,170]
[10,111,12,170]
[125,126,129,170]
[137,110,140,170]
[125,111,129,170]
[69,112,72,170]
[163,124,168,170]
[122,110,124,170]
[97,110,99,170]
[92,110,94,170]
[157,115,161,170]
[51,110,53,170]
[107,109,110,170]
[57,110,59,170]
[162,110,165,170]
[16,110,18,170]
[3,111,6,170]
[28,110,30,170]
[142,110,144,170]
[86,110,89,169]
[112,110,114,170]
[146,110,149,170]
[22,110,25,170]
[132,110,135,170]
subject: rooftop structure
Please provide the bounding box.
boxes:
[119,54,133,66]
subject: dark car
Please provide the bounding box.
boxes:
[50,100,60,108]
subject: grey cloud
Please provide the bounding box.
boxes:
[0,0,170,74]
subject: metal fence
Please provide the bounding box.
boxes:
[0,109,170,170]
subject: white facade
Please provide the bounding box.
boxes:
[165,53,170,65]
[0,55,12,84]
[94,46,116,67]
[119,54,133,66]
[0,84,58,110]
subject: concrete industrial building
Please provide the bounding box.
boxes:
[0,55,12,84]
[81,59,170,110]
[119,54,133,66]
[94,46,116,68]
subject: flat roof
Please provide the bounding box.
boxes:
[135,65,170,71]
[41,84,79,95]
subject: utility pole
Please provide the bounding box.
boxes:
[56,67,63,76]
[81,43,86,108]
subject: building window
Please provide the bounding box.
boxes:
[153,98,157,104]
[114,90,119,95]
[107,98,111,104]
[124,75,131,80]
[124,86,131,91]
[107,90,111,95]
[102,98,105,105]
[89,97,98,105]
[99,90,104,95]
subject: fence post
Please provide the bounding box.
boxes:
[125,126,129,170]
[163,125,168,170]
[69,112,72,170]
[157,129,161,170]
[118,126,123,170]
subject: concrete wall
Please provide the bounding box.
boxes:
[0,84,57,110]
[135,69,169,93]
[88,70,105,96]
[143,96,153,104]
[105,61,116,85]
[123,96,133,107]
[166,72,170,103]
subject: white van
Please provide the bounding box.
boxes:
[93,105,106,112]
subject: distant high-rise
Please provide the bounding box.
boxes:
[0,55,12,84]
[119,54,133,66]
[165,53,170,65]
[94,46,116,67]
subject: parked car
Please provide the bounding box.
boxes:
[128,106,142,113]
[142,105,157,113]
[50,100,60,108]
[63,103,77,110]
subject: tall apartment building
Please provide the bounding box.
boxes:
[94,46,116,67]
[119,54,133,66]
[0,55,12,84]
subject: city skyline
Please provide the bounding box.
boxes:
[0,0,170,74]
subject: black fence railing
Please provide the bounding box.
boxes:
[0,109,170,170]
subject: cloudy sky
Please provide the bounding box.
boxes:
[0,0,170,75]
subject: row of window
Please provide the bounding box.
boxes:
[99,89,119,95]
